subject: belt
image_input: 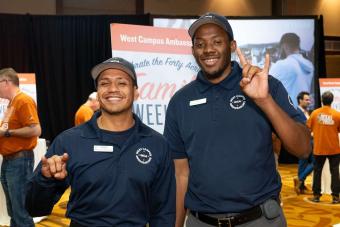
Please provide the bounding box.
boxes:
[3,150,33,161]
[191,206,262,227]
[70,220,147,227]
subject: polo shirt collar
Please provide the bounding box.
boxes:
[197,61,242,93]
[80,111,153,140]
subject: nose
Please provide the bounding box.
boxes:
[203,42,215,54]
[107,81,120,91]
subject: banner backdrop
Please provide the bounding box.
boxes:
[110,24,198,133]
[319,78,340,111]
[0,73,37,120]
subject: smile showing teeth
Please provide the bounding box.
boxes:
[203,58,218,66]
[107,97,123,102]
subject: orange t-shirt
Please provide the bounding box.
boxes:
[306,106,340,155]
[0,92,40,155]
[74,104,93,126]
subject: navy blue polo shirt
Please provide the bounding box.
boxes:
[26,112,175,227]
[164,61,304,213]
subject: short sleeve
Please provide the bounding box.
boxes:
[163,97,187,159]
[18,99,40,126]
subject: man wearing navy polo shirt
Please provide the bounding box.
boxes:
[164,12,311,227]
[26,57,176,227]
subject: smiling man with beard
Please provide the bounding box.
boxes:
[164,12,311,227]
[26,57,175,227]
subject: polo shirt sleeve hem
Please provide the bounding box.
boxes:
[171,152,187,159]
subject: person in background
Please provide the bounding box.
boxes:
[269,33,314,108]
[74,92,99,126]
[164,12,311,227]
[294,91,314,195]
[26,57,175,227]
[0,68,41,227]
[307,91,340,204]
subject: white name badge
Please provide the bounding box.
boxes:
[93,145,114,152]
[190,98,207,106]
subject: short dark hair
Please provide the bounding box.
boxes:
[280,33,300,50]
[297,91,310,104]
[321,91,334,106]
[0,68,20,86]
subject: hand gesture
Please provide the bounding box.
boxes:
[236,48,270,101]
[41,153,69,180]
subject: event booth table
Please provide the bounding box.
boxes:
[0,138,47,226]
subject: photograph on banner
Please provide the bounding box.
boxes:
[319,78,340,111]
[154,17,316,109]
[0,73,37,120]
[110,23,197,133]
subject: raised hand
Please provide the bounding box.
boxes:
[236,48,270,101]
[41,153,69,180]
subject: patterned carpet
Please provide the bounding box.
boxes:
[1,164,340,227]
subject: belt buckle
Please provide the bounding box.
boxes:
[218,216,234,227]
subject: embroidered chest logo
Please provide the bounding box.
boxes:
[229,95,246,110]
[136,148,152,164]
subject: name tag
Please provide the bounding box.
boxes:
[190,98,207,106]
[93,145,113,152]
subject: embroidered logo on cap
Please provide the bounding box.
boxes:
[136,148,152,164]
[229,95,246,110]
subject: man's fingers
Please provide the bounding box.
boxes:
[42,154,68,180]
[41,156,52,178]
[41,156,48,166]
[61,153,69,162]
[263,53,270,73]
[236,47,247,67]
[47,155,63,173]
[247,66,261,80]
[54,170,67,180]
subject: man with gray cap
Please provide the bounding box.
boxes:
[164,12,311,227]
[26,57,175,227]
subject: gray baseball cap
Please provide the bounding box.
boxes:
[91,57,137,87]
[188,12,234,40]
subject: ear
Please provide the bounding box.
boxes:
[230,40,237,53]
[134,87,139,101]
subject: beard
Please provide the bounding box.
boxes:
[196,59,230,80]
[194,47,231,81]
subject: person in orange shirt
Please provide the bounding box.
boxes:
[307,91,340,204]
[0,68,41,227]
[74,92,99,126]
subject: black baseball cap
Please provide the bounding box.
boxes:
[188,12,234,40]
[91,57,137,87]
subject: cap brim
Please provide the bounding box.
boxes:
[91,62,135,81]
[188,19,226,38]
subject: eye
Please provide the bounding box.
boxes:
[213,39,222,45]
[118,81,127,86]
[98,81,110,87]
[117,80,129,86]
[194,42,204,49]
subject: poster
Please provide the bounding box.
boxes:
[154,17,316,108]
[110,24,197,133]
[319,78,340,111]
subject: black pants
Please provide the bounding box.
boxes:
[312,154,340,196]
